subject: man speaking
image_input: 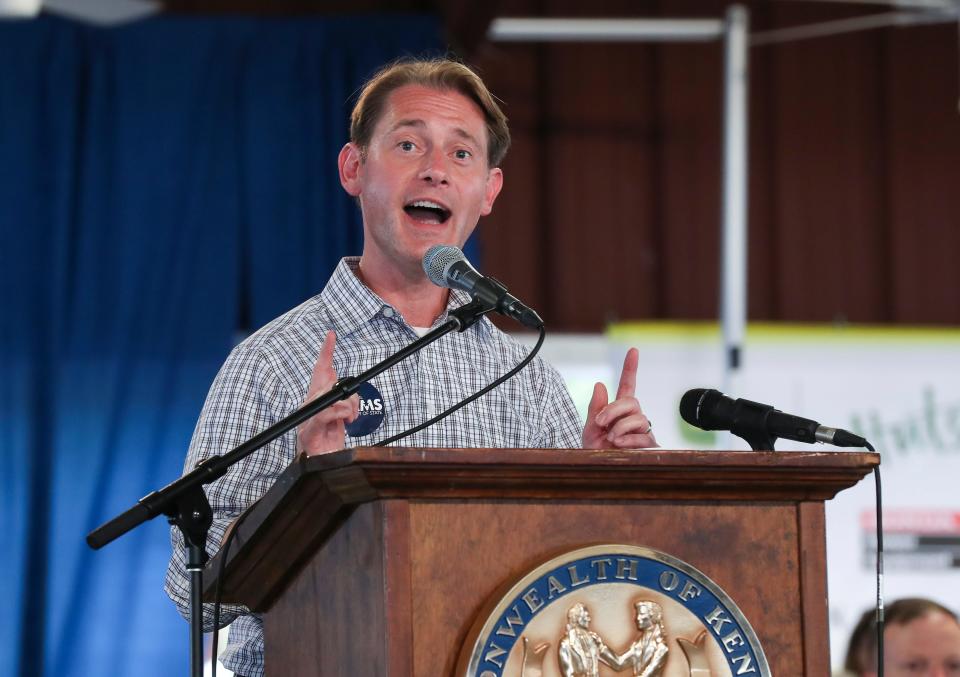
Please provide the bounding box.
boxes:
[165,57,656,677]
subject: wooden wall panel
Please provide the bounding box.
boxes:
[480,39,664,330]
[746,2,782,322]
[476,0,960,330]
[768,7,890,322]
[885,26,960,324]
[543,40,662,328]
[474,42,548,317]
[657,40,723,320]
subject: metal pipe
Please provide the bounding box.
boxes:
[720,5,749,397]
[488,17,725,43]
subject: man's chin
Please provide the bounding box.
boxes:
[410,236,466,263]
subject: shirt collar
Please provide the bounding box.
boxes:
[321,257,493,338]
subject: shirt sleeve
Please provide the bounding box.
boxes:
[164,343,298,630]
[533,357,584,449]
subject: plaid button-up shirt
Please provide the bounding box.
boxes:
[164,258,582,676]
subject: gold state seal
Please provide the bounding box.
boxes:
[458,545,769,677]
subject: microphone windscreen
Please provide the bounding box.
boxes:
[679,388,706,426]
[422,245,464,288]
[679,388,722,428]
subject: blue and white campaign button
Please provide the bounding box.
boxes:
[345,381,385,437]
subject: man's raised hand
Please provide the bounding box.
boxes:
[582,347,657,450]
[296,330,359,456]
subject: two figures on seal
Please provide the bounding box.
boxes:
[558,600,668,677]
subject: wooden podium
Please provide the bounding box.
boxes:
[204,447,878,676]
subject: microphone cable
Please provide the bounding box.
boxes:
[865,441,885,677]
[376,324,545,446]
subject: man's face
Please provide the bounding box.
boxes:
[872,611,960,677]
[577,607,591,628]
[339,84,503,277]
[636,604,654,630]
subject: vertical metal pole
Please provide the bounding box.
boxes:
[188,544,206,677]
[721,5,749,401]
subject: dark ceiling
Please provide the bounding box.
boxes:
[158,0,503,55]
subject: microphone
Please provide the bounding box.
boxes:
[679,388,868,451]
[422,245,544,329]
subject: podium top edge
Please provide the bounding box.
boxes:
[304,446,880,471]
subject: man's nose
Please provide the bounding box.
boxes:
[417,150,449,185]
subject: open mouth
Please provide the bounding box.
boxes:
[403,199,451,225]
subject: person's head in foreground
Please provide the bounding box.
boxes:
[844,597,960,677]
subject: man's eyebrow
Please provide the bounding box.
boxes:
[388,119,483,148]
[389,118,426,133]
[452,127,482,148]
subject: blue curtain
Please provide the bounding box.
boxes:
[0,13,446,676]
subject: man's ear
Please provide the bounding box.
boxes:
[338,143,363,196]
[479,166,504,217]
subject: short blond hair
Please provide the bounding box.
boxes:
[350,57,511,168]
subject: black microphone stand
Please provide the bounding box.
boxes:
[85,298,494,677]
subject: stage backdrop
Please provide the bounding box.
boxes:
[0,14,443,677]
